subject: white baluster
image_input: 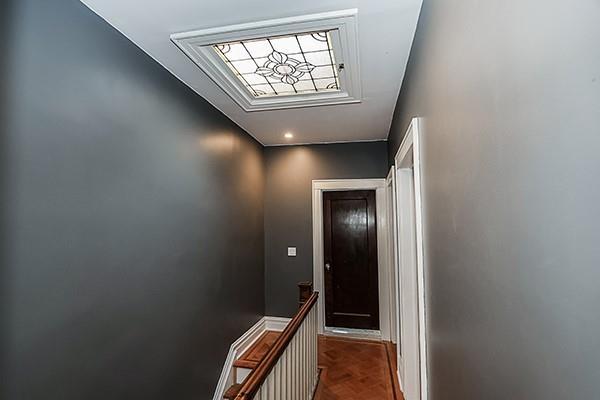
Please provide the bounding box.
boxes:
[280,352,286,399]
[314,308,318,390]
[298,322,303,400]
[312,308,317,393]
[311,310,315,395]
[271,364,276,400]
[309,311,314,394]
[310,317,313,397]
[304,320,309,399]
[287,345,292,400]
[263,373,269,400]
[273,354,283,400]
[290,334,294,400]
[279,351,286,400]
[300,321,306,400]
[301,328,304,400]
[307,315,312,397]
[296,334,301,400]
[270,369,276,400]
[306,313,310,398]
[291,335,297,400]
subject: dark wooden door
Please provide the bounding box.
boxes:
[323,190,379,330]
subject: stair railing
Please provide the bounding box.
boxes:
[235,292,319,400]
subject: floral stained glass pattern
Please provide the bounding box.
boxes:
[213,30,340,98]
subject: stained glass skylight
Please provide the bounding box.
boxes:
[213,30,340,98]
[171,10,360,111]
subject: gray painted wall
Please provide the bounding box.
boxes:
[2,1,264,399]
[0,0,14,391]
[264,142,388,317]
[388,1,600,399]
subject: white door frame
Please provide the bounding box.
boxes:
[386,166,404,385]
[393,117,428,400]
[385,168,399,345]
[311,179,392,340]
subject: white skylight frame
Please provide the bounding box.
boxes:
[171,9,361,112]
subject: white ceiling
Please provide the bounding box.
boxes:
[81,0,422,146]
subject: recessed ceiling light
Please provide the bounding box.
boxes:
[284,133,294,139]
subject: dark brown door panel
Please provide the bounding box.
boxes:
[323,190,379,330]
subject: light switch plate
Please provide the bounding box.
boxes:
[287,247,297,257]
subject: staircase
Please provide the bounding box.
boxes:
[224,331,281,399]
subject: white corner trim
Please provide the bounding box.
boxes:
[212,316,290,400]
[393,117,428,400]
[311,178,391,340]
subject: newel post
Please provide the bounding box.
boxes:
[298,281,313,309]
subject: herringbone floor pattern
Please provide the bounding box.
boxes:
[314,336,404,400]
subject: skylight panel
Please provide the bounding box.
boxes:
[171,9,361,111]
[213,30,340,98]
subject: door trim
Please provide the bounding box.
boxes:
[386,166,403,384]
[393,117,428,400]
[311,179,391,340]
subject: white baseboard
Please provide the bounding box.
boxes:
[212,316,291,400]
[264,316,291,331]
[397,369,404,392]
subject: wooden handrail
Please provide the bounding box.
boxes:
[235,292,319,400]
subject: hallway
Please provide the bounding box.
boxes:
[4,0,599,399]
[315,336,403,400]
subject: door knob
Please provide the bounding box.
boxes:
[325,263,331,271]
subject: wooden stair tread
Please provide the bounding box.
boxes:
[223,383,242,400]
[233,331,280,369]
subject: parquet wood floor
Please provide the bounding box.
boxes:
[314,336,404,400]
